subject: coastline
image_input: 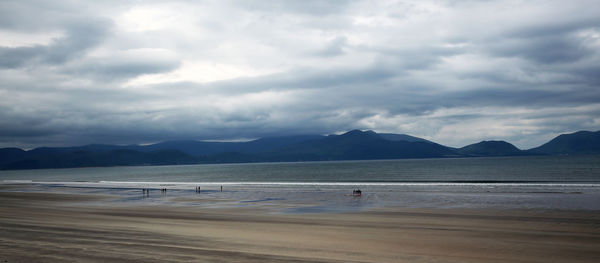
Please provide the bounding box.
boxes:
[1,186,599,262]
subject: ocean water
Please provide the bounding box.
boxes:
[2,155,600,212]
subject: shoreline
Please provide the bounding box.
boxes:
[3,181,600,212]
[1,187,600,262]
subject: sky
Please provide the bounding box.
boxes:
[1,0,599,150]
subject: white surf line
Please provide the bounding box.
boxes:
[6,181,599,188]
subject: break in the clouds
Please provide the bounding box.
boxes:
[1,0,599,149]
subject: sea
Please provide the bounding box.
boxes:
[2,155,600,212]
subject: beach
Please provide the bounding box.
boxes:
[1,185,599,263]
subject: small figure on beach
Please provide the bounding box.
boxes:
[352,189,362,196]
[196,186,201,193]
[220,186,223,192]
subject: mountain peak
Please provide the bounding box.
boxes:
[459,140,523,156]
[378,133,432,143]
[342,129,375,135]
[529,130,600,154]
[338,130,381,140]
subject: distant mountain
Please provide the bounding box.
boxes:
[528,131,600,155]
[3,149,196,170]
[22,135,327,157]
[272,130,458,161]
[0,148,26,166]
[0,134,328,169]
[26,144,134,156]
[458,141,525,157]
[2,129,599,170]
[378,133,433,143]
[241,135,325,153]
[140,140,240,155]
[111,135,326,156]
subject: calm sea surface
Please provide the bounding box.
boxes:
[2,155,600,183]
[2,155,600,211]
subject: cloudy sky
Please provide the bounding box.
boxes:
[1,0,599,149]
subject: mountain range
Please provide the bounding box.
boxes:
[1,130,599,170]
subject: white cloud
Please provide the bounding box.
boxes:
[0,29,64,47]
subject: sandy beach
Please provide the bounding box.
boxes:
[1,187,599,263]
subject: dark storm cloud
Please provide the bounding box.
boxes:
[0,19,112,68]
[508,15,600,39]
[312,36,347,57]
[374,45,467,70]
[0,108,59,138]
[63,55,181,81]
[196,65,397,95]
[44,21,112,64]
[570,63,600,85]
[444,86,600,109]
[489,34,591,64]
[485,14,600,64]
[0,46,39,68]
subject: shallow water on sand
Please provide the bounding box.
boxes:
[2,155,600,212]
[2,182,598,213]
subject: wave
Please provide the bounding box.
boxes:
[2,180,33,183]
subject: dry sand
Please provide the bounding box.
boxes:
[1,189,599,262]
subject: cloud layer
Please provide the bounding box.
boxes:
[1,0,599,149]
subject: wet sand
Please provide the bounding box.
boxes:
[1,189,599,262]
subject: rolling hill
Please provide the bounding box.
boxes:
[1,130,599,170]
[528,131,600,155]
[458,141,526,157]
